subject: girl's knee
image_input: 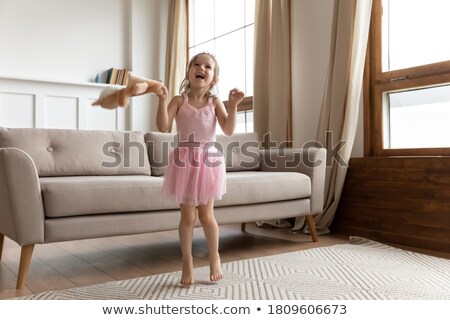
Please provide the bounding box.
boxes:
[181,212,196,225]
[180,205,197,226]
[197,201,215,226]
[198,213,208,226]
[198,211,216,226]
[181,217,196,228]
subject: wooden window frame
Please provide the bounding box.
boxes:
[223,96,253,112]
[365,0,450,156]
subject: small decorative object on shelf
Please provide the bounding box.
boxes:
[95,74,101,83]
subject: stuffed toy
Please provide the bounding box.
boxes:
[92,72,164,109]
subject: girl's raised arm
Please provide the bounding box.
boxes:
[216,88,244,136]
[156,88,180,132]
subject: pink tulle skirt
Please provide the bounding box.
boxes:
[161,144,226,206]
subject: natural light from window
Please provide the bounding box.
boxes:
[382,0,450,149]
[386,86,450,148]
[382,0,450,71]
[188,0,254,133]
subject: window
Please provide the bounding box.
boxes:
[188,0,255,133]
[366,0,450,156]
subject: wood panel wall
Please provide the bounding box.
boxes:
[0,77,127,130]
[332,157,450,253]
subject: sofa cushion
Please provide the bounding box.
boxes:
[216,132,260,171]
[40,171,311,218]
[216,171,311,207]
[40,175,178,217]
[144,132,176,176]
[0,127,151,176]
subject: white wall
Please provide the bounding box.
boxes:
[0,0,169,132]
[0,0,129,83]
[291,0,364,157]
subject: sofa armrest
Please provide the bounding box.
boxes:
[259,148,327,215]
[0,148,45,245]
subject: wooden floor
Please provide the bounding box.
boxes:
[1,223,448,299]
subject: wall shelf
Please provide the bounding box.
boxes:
[0,75,125,89]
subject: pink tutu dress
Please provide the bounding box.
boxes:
[161,93,226,206]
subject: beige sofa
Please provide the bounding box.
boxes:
[0,127,326,289]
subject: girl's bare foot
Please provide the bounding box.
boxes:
[180,256,194,285]
[210,255,223,282]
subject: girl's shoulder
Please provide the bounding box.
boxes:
[211,95,227,111]
[171,94,185,105]
[167,95,185,113]
[210,95,222,106]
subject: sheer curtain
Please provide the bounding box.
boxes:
[165,0,187,103]
[253,0,292,147]
[293,0,373,232]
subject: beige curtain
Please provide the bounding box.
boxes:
[293,0,373,233]
[254,0,292,147]
[165,0,187,103]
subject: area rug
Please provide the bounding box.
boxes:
[17,237,450,300]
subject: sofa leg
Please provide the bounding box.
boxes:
[16,244,34,289]
[241,223,246,232]
[0,233,4,260]
[306,215,318,242]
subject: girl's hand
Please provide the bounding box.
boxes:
[228,88,245,107]
[155,84,168,99]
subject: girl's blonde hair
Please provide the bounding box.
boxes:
[179,52,219,96]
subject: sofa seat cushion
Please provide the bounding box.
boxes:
[216,171,311,207]
[40,175,178,218]
[40,171,311,218]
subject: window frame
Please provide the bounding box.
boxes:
[365,0,450,156]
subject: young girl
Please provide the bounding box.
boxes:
[156,52,244,285]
